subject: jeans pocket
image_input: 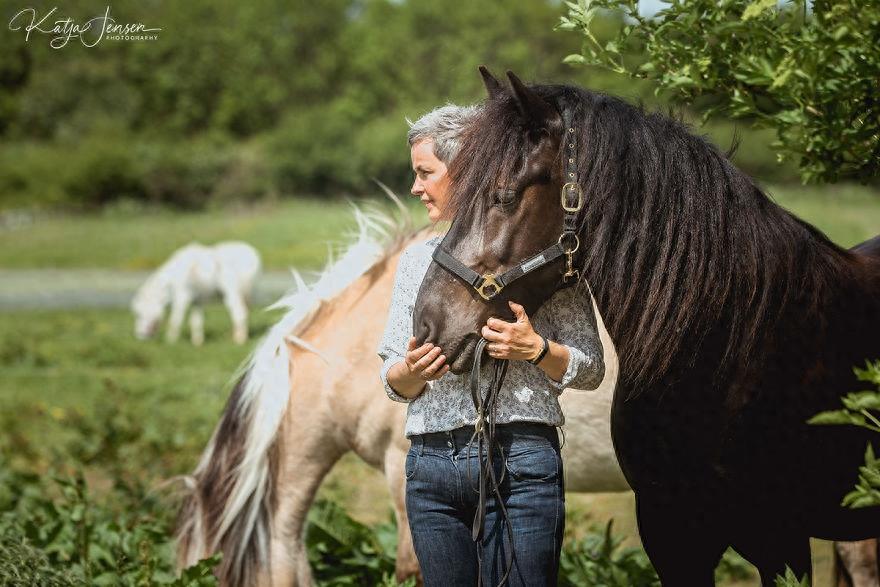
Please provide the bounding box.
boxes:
[405,448,420,481]
[504,444,560,484]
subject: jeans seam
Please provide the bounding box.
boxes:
[553,449,560,558]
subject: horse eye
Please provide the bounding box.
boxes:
[493,188,517,208]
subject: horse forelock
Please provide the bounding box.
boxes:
[448,83,855,395]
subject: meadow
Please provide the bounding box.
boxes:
[1,184,878,585]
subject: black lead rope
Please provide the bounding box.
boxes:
[464,338,516,586]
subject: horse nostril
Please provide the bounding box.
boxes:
[417,320,434,345]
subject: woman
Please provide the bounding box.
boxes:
[377,104,605,586]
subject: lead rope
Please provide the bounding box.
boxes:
[464,338,516,586]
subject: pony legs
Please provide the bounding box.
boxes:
[835,540,879,587]
[165,290,191,343]
[189,305,205,346]
[266,416,348,587]
[635,492,727,587]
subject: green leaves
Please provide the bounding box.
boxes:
[841,444,880,508]
[742,0,780,21]
[808,360,880,508]
[774,566,810,586]
[557,0,880,183]
[559,519,661,586]
[0,459,220,586]
[305,499,409,586]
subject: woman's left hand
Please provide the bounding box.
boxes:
[481,301,543,361]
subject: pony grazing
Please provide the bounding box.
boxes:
[131,241,260,345]
[412,68,880,586]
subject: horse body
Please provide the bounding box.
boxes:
[612,235,880,584]
[131,241,260,345]
[411,70,880,585]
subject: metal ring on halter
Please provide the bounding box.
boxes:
[560,182,584,212]
[476,273,503,301]
[558,232,580,254]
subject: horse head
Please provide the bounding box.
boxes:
[412,69,581,374]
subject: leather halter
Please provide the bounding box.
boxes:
[430,108,583,300]
[427,106,583,587]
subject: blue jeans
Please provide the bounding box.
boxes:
[405,421,565,587]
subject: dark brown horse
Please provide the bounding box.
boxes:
[411,68,880,586]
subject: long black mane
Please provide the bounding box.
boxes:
[448,84,854,393]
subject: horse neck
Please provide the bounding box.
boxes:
[577,183,855,390]
[139,271,172,306]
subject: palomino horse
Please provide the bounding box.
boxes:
[131,241,260,345]
[176,205,630,586]
[411,69,880,586]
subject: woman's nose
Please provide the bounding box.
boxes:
[411,179,423,196]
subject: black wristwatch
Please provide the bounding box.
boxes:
[528,335,550,365]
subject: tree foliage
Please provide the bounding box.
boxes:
[809,360,880,508]
[558,0,880,183]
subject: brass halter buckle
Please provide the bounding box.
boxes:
[561,182,584,212]
[476,273,503,301]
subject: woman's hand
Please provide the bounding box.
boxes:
[386,336,449,399]
[481,301,544,361]
[403,336,449,380]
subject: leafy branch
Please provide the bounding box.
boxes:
[557,0,880,183]
[809,360,880,508]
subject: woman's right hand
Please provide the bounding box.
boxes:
[404,336,449,381]
[387,337,449,399]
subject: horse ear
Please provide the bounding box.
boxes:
[478,65,504,99]
[506,70,559,132]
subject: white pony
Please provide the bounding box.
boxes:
[131,241,261,345]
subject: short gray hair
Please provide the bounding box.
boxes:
[407,104,480,164]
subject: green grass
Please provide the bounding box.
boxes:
[0,186,876,271]
[0,196,425,271]
[0,305,281,474]
[766,183,880,248]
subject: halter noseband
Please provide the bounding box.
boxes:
[430,108,583,300]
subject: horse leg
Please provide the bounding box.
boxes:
[189,304,205,346]
[835,540,879,587]
[732,529,812,587]
[384,444,421,585]
[267,418,347,587]
[165,290,190,343]
[223,291,249,345]
[635,492,727,586]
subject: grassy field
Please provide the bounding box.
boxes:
[0,196,423,271]
[1,186,877,584]
[1,184,878,271]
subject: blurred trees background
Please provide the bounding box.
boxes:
[0,0,804,210]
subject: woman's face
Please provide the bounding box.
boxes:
[410,139,450,222]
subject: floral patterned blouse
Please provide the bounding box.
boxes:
[377,235,605,438]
